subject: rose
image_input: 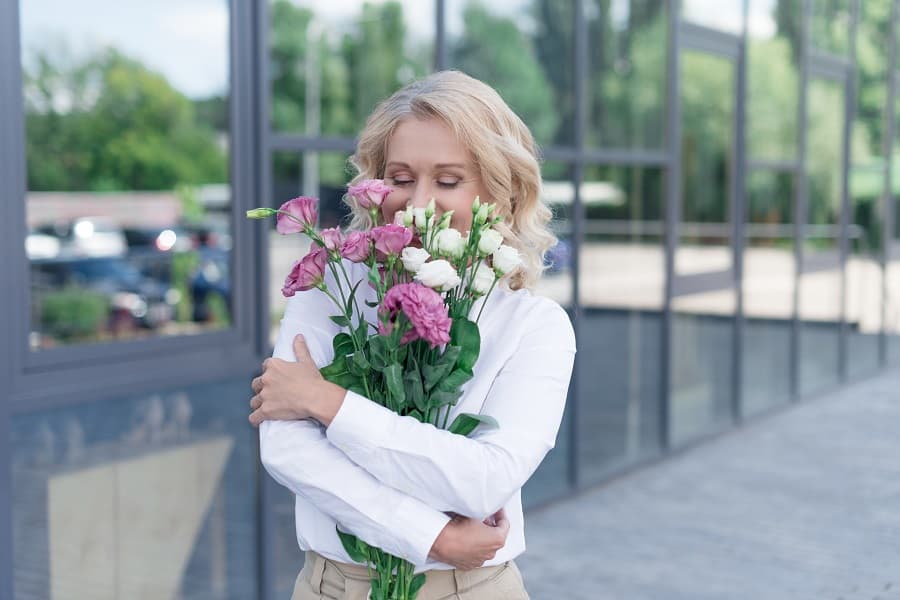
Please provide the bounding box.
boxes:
[414,259,462,292]
[282,248,327,296]
[276,197,318,234]
[492,244,522,276]
[347,179,393,209]
[401,246,430,273]
[469,263,496,296]
[435,228,465,258]
[477,229,504,257]
[340,231,371,263]
[371,224,413,260]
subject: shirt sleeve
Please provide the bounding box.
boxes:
[258,279,450,566]
[325,298,576,520]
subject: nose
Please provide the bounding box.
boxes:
[408,182,433,209]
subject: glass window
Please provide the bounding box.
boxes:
[578,165,664,481]
[747,0,801,161]
[682,0,743,33]
[270,150,354,342]
[585,0,667,149]
[447,0,574,147]
[887,75,900,364]
[11,379,258,599]
[269,0,434,137]
[800,77,845,394]
[846,0,890,377]
[22,0,233,351]
[810,0,851,55]
[743,170,795,415]
[678,51,735,275]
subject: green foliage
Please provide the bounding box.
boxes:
[448,413,499,437]
[40,287,109,342]
[451,2,559,145]
[24,47,226,191]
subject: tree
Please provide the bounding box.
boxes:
[24,47,226,191]
[451,1,559,146]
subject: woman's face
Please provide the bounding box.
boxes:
[381,117,489,234]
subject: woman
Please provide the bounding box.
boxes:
[250,70,576,599]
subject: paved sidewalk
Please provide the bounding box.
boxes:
[518,368,900,600]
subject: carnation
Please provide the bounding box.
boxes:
[378,283,452,348]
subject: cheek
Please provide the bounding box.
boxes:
[380,191,407,220]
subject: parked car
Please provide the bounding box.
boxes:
[31,256,177,332]
[36,217,128,258]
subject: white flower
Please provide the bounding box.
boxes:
[477,229,504,257]
[400,246,430,273]
[469,262,496,296]
[436,228,465,258]
[415,259,462,291]
[492,244,522,276]
[413,207,434,232]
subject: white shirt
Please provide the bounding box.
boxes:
[259,259,576,573]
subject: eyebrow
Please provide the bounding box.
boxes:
[386,161,468,170]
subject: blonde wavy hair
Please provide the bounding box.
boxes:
[346,70,556,291]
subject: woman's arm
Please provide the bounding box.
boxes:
[318,300,576,521]
[259,263,510,567]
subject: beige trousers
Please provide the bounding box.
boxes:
[291,550,530,600]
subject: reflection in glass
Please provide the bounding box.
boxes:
[846,0,890,377]
[810,0,850,54]
[524,161,574,506]
[11,379,258,599]
[22,0,233,350]
[672,50,736,444]
[577,166,663,481]
[678,51,735,275]
[743,170,795,415]
[447,0,573,147]
[800,78,845,394]
[269,0,434,136]
[585,0,667,149]
[747,0,800,161]
[682,0,743,33]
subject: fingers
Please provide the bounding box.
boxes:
[248,408,263,427]
[250,376,263,394]
[293,334,309,362]
[249,395,262,410]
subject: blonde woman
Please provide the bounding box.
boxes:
[250,70,576,599]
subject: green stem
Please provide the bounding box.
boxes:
[475,277,498,323]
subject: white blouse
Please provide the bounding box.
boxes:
[259,259,576,574]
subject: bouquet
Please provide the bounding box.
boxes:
[247,180,522,600]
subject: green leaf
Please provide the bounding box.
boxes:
[336,528,368,563]
[348,383,368,397]
[368,263,381,287]
[352,351,371,372]
[435,368,474,393]
[320,356,357,388]
[448,413,499,437]
[353,318,369,348]
[450,318,481,372]
[429,389,463,409]
[330,314,351,327]
[383,364,405,405]
[332,333,355,358]
[422,345,461,391]
[410,573,427,596]
[368,336,390,370]
[346,280,363,319]
[365,300,379,308]
[404,366,426,412]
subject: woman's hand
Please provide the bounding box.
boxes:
[249,334,345,427]
[428,508,510,570]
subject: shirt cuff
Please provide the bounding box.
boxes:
[395,496,452,566]
[325,389,392,454]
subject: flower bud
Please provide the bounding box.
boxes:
[477,228,504,257]
[436,228,465,258]
[492,244,522,276]
[437,210,454,230]
[246,207,276,219]
[425,197,436,219]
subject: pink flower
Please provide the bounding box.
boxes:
[370,224,413,260]
[378,282,452,348]
[314,227,345,252]
[340,231,371,263]
[348,179,393,209]
[276,197,318,234]
[282,248,327,297]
